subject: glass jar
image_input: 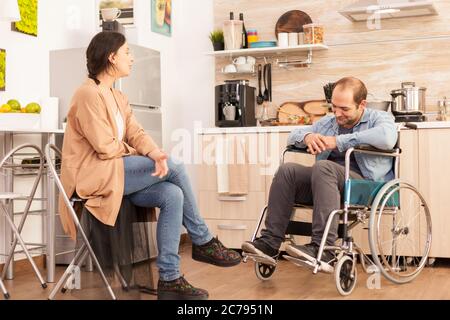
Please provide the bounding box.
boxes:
[303,23,324,44]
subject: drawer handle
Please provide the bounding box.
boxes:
[218,224,248,231]
[218,195,247,202]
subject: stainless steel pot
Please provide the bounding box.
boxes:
[390,82,426,114]
[366,101,391,111]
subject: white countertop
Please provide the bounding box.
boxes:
[0,128,65,134]
[403,121,450,129]
[197,125,308,134]
[197,122,450,135]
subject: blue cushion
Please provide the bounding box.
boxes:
[344,179,399,207]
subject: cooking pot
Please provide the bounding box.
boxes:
[390,82,426,114]
[366,93,391,111]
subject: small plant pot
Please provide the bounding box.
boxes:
[212,42,225,51]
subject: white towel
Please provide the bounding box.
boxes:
[216,136,229,194]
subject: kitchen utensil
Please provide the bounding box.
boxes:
[256,64,264,105]
[323,82,335,103]
[275,10,313,38]
[366,94,391,111]
[277,102,309,124]
[268,63,272,102]
[303,100,328,115]
[390,82,426,114]
[263,64,269,102]
[366,101,391,111]
[248,41,277,48]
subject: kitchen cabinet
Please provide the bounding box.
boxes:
[196,132,267,247]
[417,129,450,258]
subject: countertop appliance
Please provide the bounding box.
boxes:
[215,80,257,127]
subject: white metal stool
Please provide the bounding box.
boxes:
[0,144,48,299]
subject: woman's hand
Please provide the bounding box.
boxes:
[149,149,169,178]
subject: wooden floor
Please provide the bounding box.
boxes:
[3,244,450,300]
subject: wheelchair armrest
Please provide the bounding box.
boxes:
[354,144,401,156]
[285,145,310,154]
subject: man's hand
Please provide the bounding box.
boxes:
[149,149,169,178]
[304,134,337,155]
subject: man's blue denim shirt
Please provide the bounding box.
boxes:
[287,108,398,181]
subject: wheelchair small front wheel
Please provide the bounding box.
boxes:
[335,255,357,296]
[255,262,276,281]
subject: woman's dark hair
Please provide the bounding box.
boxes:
[86,31,126,85]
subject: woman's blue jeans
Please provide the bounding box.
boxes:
[123,156,213,281]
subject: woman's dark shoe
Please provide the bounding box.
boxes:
[192,237,241,267]
[157,276,209,300]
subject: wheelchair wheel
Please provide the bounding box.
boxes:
[334,255,357,296]
[369,179,432,284]
[255,262,276,281]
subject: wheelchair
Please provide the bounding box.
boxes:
[242,144,432,296]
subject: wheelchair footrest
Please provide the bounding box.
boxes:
[283,255,334,274]
[242,252,277,266]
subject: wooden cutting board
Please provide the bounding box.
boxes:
[277,100,328,124]
[275,10,313,38]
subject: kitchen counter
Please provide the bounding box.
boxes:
[197,122,450,135]
[197,125,307,135]
[0,128,64,133]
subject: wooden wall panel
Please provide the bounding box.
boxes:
[214,0,450,113]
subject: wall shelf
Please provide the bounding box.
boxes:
[205,43,328,57]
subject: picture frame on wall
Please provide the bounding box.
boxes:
[11,0,38,37]
[97,0,134,28]
[151,0,172,37]
[0,49,5,91]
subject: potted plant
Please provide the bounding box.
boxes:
[209,29,224,51]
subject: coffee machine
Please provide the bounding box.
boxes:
[215,80,256,127]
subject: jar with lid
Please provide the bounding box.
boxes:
[303,23,324,44]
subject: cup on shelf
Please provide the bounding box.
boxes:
[233,56,247,65]
[288,32,299,47]
[278,33,289,47]
[223,64,237,73]
[246,56,256,65]
[236,63,254,73]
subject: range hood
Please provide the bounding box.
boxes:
[339,0,438,22]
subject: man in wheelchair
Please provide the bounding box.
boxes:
[242,76,397,266]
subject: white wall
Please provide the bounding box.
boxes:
[0,0,215,262]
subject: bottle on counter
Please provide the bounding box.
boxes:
[239,13,248,49]
[229,12,234,20]
[438,97,447,121]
